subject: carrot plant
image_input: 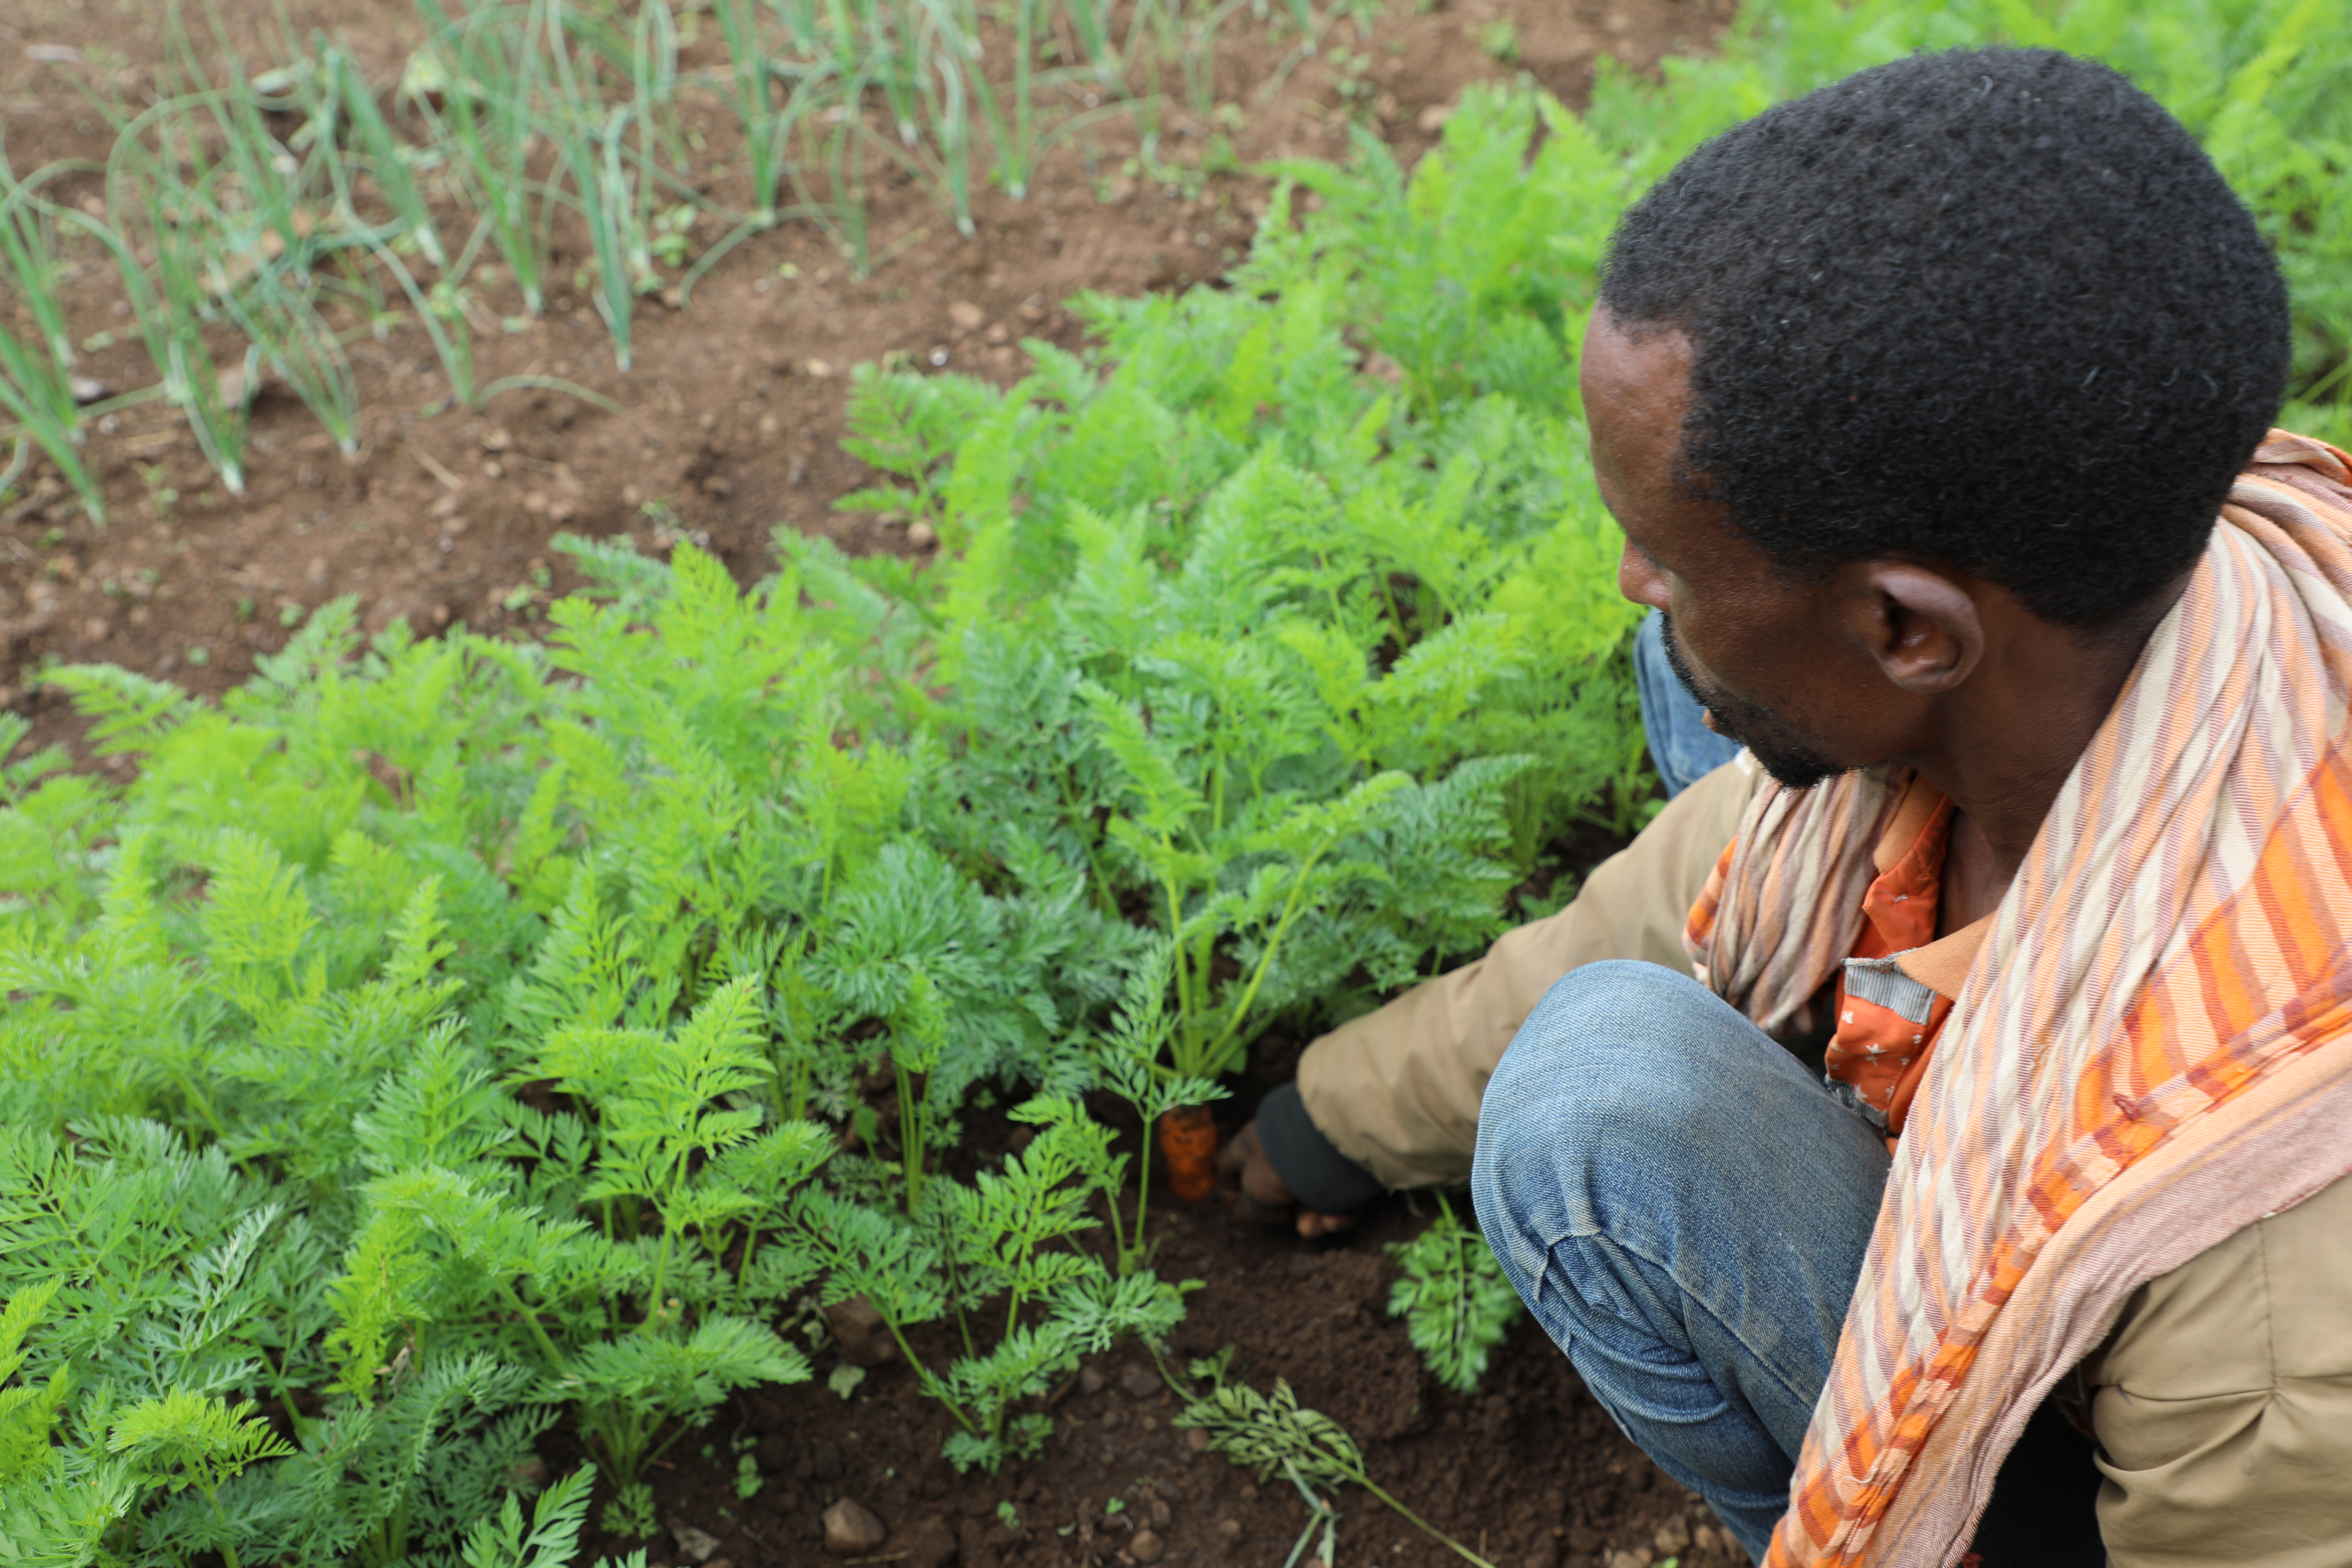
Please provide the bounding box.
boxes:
[1385,1192,1520,1395]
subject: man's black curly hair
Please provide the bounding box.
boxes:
[1597,47,2291,630]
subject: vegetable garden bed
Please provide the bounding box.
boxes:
[1,3,2345,1567]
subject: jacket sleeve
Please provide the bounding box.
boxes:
[1291,755,1757,1191]
[2088,1168,2352,1568]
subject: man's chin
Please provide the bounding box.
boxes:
[1752,757,1846,792]
[1706,711,1847,791]
[1743,740,1849,792]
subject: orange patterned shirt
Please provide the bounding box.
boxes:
[1825,777,1988,1144]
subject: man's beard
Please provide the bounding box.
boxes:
[1657,614,1850,792]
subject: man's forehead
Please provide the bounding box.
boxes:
[1582,311,1693,410]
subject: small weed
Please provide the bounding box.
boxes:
[138,464,178,516]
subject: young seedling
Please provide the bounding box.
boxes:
[1385,1191,1522,1394]
[800,1097,1191,1472]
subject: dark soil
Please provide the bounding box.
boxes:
[553,1097,1748,1568]
[4,2,1748,1563]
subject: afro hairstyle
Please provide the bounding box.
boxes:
[1596,47,2291,630]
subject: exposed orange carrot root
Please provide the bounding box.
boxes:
[1157,1104,1219,1203]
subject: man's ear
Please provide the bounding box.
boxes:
[1843,561,1983,695]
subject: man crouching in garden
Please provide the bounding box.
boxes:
[1230,46,2352,1568]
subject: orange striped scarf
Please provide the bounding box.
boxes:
[1684,430,2352,1567]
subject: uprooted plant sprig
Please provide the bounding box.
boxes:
[1170,1348,1499,1568]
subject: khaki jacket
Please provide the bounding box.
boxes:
[1295,760,2352,1566]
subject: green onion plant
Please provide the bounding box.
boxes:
[0,150,106,519]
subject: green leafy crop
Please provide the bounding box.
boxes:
[1385,1194,1522,1396]
[2,3,2345,1560]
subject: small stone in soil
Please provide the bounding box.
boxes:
[822,1498,888,1555]
[1603,1551,1652,1568]
[1079,1365,1107,1396]
[1129,1528,1166,1563]
[1119,1365,1160,1399]
[1185,1428,1212,1452]
[1148,1498,1172,1529]
[1653,1518,1692,1556]
[1238,1485,1259,1503]
[670,1524,721,1562]
[1216,1519,1244,1544]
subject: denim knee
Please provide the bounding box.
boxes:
[1470,958,1889,1481]
[1472,961,1762,1277]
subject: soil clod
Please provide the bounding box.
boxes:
[825,1296,901,1366]
[899,1517,958,1568]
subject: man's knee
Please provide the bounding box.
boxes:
[1480,959,1739,1139]
[1471,961,1742,1280]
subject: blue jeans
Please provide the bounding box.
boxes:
[1471,961,1890,1559]
[1636,610,1744,798]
